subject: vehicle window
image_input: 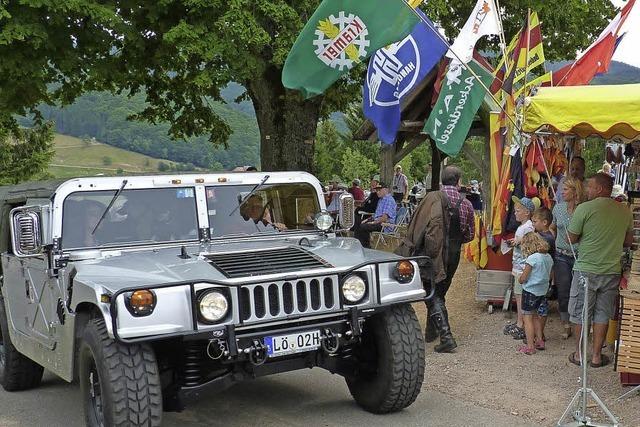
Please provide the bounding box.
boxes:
[62,188,198,248]
[206,183,320,237]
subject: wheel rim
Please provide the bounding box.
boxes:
[87,360,105,426]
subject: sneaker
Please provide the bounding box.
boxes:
[517,344,536,355]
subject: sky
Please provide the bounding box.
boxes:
[611,0,640,68]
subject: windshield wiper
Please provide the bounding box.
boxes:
[228,174,270,217]
[92,179,128,235]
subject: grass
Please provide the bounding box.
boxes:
[48,134,177,178]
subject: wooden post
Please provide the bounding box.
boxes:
[430,138,442,190]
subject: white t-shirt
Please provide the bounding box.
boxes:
[512,219,534,275]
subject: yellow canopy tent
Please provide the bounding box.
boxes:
[523,83,640,140]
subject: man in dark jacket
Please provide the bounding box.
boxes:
[396,165,474,352]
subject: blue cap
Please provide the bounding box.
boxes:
[512,196,536,213]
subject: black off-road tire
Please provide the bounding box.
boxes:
[79,318,162,427]
[0,296,44,391]
[346,303,425,414]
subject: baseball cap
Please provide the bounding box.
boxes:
[375,181,388,189]
[611,184,625,199]
[511,196,539,213]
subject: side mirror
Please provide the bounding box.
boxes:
[10,205,50,257]
[338,193,355,230]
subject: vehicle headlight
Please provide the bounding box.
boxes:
[314,212,334,232]
[342,275,366,303]
[198,290,229,323]
[393,260,415,283]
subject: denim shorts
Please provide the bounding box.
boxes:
[537,298,549,317]
[522,290,547,315]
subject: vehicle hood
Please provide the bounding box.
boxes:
[69,235,401,292]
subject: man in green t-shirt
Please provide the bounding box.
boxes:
[567,173,633,368]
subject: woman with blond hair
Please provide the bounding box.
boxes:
[551,177,585,339]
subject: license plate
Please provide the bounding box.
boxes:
[264,330,321,358]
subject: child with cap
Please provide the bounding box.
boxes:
[503,196,538,339]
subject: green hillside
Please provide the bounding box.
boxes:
[49,134,179,178]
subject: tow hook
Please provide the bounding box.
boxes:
[321,329,340,354]
[206,339,228,360]
[247,339,267,366]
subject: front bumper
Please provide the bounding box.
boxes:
[107,256,431,343]
[177,307,371,400]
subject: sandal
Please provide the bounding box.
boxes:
[517,345,535,355]
[568,352,582,366]
[535,340,545,350]
[503,323,517,335]
[590,354,610,368]
[511,326,526,340]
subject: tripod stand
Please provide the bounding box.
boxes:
[557,275,619,427]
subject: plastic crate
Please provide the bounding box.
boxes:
[476,270,513,302]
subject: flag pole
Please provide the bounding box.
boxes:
[493,0,510,71]
[400,1,522,131]
[520,9,532,130]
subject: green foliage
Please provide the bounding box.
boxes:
[314,120,344,184]
[456,137,485,183]
[0,0,618,173]
[18,90,260,169]
[102,156,113,166]
[423,0,614,61]
[0,123,55,185]
[157,162,170,172]
[341,147,378,184]
[582,138,606,175]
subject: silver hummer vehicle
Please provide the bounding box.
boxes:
[0,172,429,426]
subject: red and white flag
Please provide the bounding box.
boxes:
[553,0,636,86]
[446,0,501,64]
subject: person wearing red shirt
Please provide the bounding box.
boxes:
[348,179,365,202]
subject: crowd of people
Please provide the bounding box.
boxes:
[503,156,633,366]
[340,165,476,353]
[336,155,633,366]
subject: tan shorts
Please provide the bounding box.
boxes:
[513,274,523,295]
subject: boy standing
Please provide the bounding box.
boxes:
[504,196,536,339]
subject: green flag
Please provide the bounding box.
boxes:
[282,0,419,98]
[425,61,492,157]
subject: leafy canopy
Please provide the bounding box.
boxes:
[0,0,615,150]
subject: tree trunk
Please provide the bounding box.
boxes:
[246,67,323,172]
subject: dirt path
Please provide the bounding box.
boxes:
[416,260,640,426]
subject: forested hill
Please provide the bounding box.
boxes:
[19,91,260,170]
[546,60,640,84]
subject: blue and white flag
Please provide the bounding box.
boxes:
[363,13,448,145]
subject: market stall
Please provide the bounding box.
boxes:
[522,83,640,139]
[516,83,640,389]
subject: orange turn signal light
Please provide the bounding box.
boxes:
[126,290,156,316]
[394,260,415,283]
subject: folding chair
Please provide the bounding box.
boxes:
[373,206,410,249]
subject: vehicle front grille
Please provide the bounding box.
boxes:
[239,276,339,323]
[204,246,332,279]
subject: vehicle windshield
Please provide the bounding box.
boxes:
[62,187,199,249]
[206,183,320,237]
